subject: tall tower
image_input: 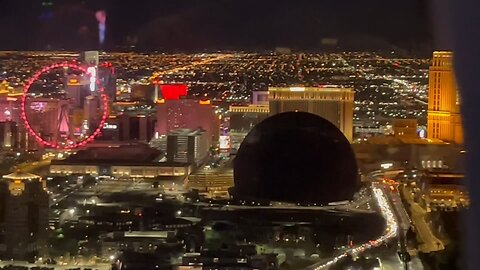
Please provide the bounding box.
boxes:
[427,51,463,144]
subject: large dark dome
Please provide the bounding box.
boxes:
[233,111,359,204]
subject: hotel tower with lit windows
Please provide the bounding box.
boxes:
[427,51,463,144]
[268,86,354,142]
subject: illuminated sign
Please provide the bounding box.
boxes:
[29,102,47,113]
[219,135,231,149]
[160,84,187,100]
[87,66,97,92]
[199,99,211,105]
[418,129,426,139]
[380,163,393,169]
[103,123,118,130]
[289,87,305,92]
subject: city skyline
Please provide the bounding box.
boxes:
[0,47,468,270]
[0,0,476,269]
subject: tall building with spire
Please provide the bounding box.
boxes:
[427,51,463,144]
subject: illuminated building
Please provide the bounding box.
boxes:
[118,114,156,142]
[24,98,71,143]
[66,75,90,108]
[49,144,191,178]
[80,51,99,66]
[186,169,234,199]
[79,51,117,100]
[352,138,463,172]
[252,91,269,105]
[84,95,100,131]
[229,105,269,132]
[167,128,209,166]
[418,171,469,209]
[131,83,156,102]
[156,99,219,144]
[98,62,117,101]
[427,51,463,144]
[229,104,269,149]
[268,86,354,142]
[97,116,120,141]
[393,119,418,139]
[0,82,22,123]
[0,121,18,149]
[157,84,188,101]
[131,84,188,103]
[0,171,48,260]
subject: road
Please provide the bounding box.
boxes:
[379,253,424,270]
[308,184,399,269]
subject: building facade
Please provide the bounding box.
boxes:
[229,104,269,150]
[118,114,156,142]
[268,86,354,142]
[0,171,49,260]
[186,169,234,199]
[156,99,219,144]
[427,51,463,144]
[393,119,418,139]
[0,121,18,149]
[167,129,209,166]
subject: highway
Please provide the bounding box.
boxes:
[204,192,372,212]
[368,169,426,270]
[379,253,424,270]
[308,183,399,269]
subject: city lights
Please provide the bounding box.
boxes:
[311,186,398,269]
[20,63,109,149]
[0,46,465,269]
[87,66,97,92]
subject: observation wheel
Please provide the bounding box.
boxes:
[21,62,108,149]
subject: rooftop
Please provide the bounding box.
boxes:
[168,128,205,136]
[268,86,354,92]
[3,170,41,180]
[54,143,163,164]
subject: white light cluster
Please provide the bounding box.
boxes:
[87,66,97,92]
[311,186,398,269]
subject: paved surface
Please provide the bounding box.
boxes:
[380,253,424,270]
[402,185,445,253]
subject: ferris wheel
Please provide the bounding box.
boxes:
[21,62,109,149]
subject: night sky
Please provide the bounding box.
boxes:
[0,0,434,53]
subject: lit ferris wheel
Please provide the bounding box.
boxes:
[21,62,109,149]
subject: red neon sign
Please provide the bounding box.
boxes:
[160,84,187,100]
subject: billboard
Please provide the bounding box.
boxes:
[219,135,231,149]
[160,84,188,100]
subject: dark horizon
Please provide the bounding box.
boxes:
[0,0,435,54]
